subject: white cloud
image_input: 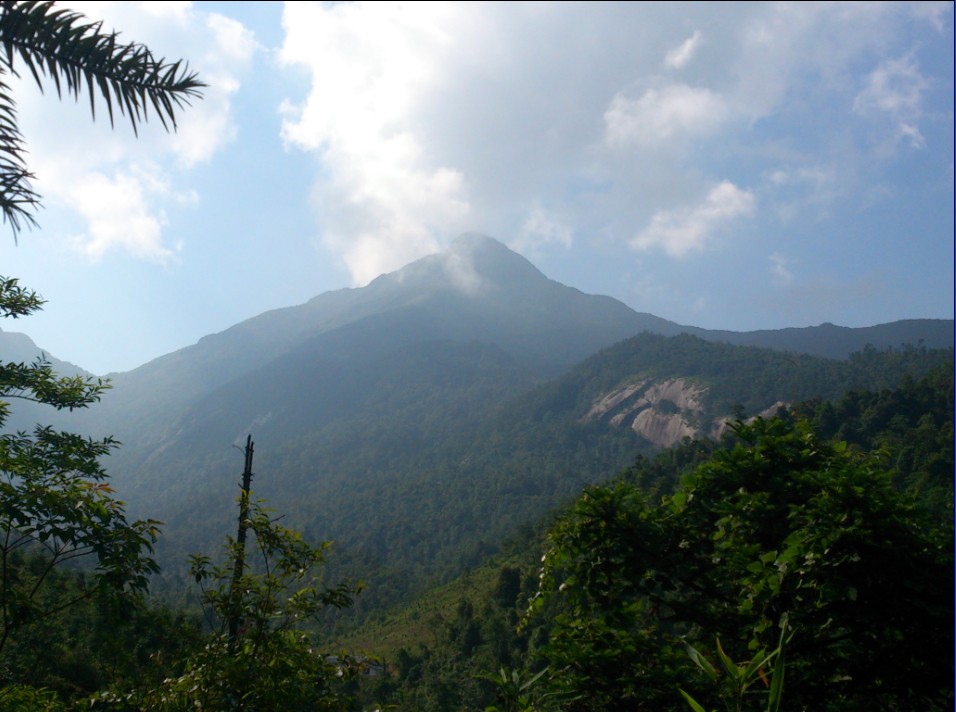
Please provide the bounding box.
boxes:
[724,3,919,121]
[768,165,836,190]
[170,11,257,166]
[442,251,485,295]
[632,182,756,257]
[278,1,471,285]
[603,84,728,148]
[513,203,573,254]
[271,1,949,286]
[665,30,702,70]
[64,170,173,262]
[908,2,948,33]
[58,2,254,164]
[765,164,840,222]
[770,252,795,285]
[327,159,471,287]
[854,55,929,148]
[855,57,926,115]
[11,2,255,260]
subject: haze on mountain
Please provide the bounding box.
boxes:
[5,233,949,387]
[5,230,952,467]
[3,234,951,610]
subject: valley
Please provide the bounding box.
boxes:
[1,236,952,709]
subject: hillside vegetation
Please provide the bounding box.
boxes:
[134,336,953,624]
[0,348,950,709]
[2,236,951,708]
[340,362,953,711]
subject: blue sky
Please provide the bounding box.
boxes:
[0,1,952,375]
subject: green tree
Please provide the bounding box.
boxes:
[2,555,202,701]
[0,278,163,660]
[679,626,789,712]
[479,665,577,712]
[0,0,202,688]
[106,497,362,711]
[528,417,954,711]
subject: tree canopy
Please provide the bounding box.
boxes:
[0,278,162,657]
[0,0,203,693]
[527,416,954,710]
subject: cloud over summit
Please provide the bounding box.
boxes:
[4,1,949,374]
[269,1,950,291]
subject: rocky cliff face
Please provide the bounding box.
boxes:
[582,377,703,447]
[583,377,786,448]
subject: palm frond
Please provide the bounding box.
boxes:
[0,68,38,241]
[0,1,205,239]
[0,1,205,133]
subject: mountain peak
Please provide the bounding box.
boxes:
[447,232,525,262]
[378,233,546,297]
[449,232,501,251]
[442,233,545,291]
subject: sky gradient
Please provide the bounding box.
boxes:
[0,1,952,375]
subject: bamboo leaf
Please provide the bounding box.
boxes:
[683,640,718,681]
[678,688,710,712]
[715,638,740,680]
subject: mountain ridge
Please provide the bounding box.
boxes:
[6,235,951,459]
[4,234,950,620]
[12,235,953,382]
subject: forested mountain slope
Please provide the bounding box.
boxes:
[1,239,951,707]
[41,235,953,459]
[344,363,954,711]
[70,234,677,457]
[130,331,951,620]
[7,236,951,620]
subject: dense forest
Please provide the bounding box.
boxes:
[0,3,951,709]
[340,362,954,711]
[132,333,954,624]
[2,353,951,710]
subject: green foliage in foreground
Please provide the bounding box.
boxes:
[0,684,67,711]
[94,498,362,711]
[0,371,952,709]
[800,362,955,512]
[2,561,200,700]
[679,624,789,712]
[526,416,953,710]
[338,367,952,710]
[0,277,164,687]
[479,665,581,712]
[0,0,204,700]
